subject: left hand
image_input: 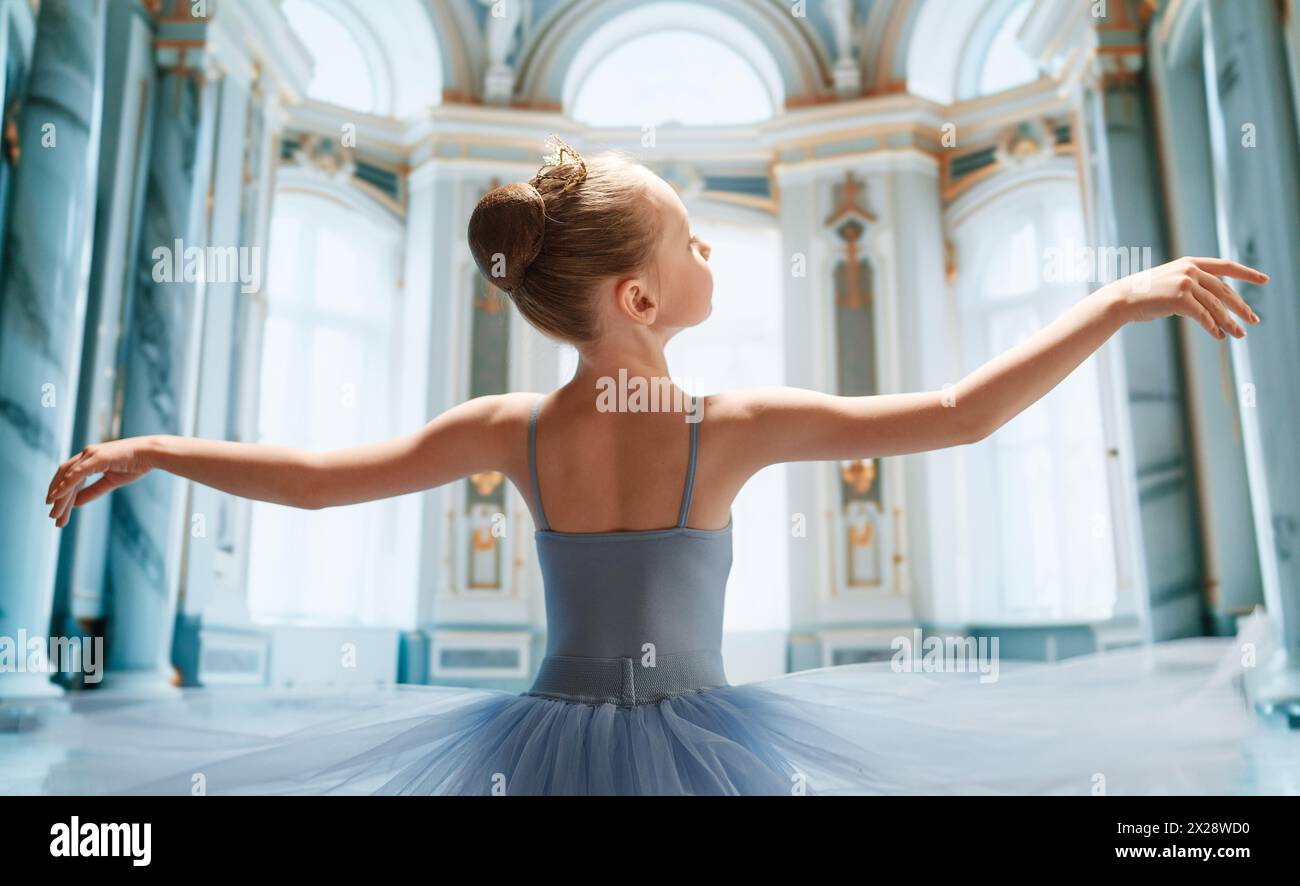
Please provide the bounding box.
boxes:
[1113,256,1267,339]
[44,437,156,529]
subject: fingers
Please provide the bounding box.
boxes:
[1178,284,1223,338]
[49,485,79,528]
[46,448,91,504]
[74,473,132,507]
[49,454,100,504]
[1193,267,1258,327]
[55,492,76,527]
[46,474,121,529]
[1189,280,1246,338]
[46,452,144,526]
[1192,257,1269,284]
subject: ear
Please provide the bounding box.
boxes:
[614,276,658,327]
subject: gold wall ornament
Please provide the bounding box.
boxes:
[823,170,877,228]
[834,220,871,310]
[1010,134,1040,157]
[283,132,360,182]
[826,171,877,311]
[843,499,883,588]
[995,120,1053,168]
[469,471,503,496]
[849,522,875,547]
[840,458,877,494]
[471,527,497,552]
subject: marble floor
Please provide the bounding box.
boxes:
[1,661,1297,795]
[0,683,486,795]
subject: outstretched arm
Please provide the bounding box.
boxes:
[733,257,1266,468]
[44,394,523,527]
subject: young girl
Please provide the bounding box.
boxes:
[39,136,1274,796]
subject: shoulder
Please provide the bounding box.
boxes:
[698,387,882,471]
[695,387,827,471]
[406,392,545,479]
[440,392,541,425]
[700,387,835,425]
[426,392,533,426]
[482,392,546,445]
[417,392,542,460]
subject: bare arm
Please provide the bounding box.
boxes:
[44,394,526,525]
[733,257,1266,470]
[297,394,519,509]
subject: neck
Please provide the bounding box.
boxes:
[569,332,674,391]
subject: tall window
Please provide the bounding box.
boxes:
[955,184,1117,621]
[248,187,407,626]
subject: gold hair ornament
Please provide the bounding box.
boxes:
[531,133,588,193]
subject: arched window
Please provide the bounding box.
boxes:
[953,181,1118,621]
[282,0,378,113]
[908,0,1041,103]
[281,0,442,118]
[571,32,774,126]
[248,185,408,626]
[555,207,789,656]
[976,0,1039,96]
[565,3,782,127]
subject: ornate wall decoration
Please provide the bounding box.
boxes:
[462,266,511,591]
[825,171,886,589]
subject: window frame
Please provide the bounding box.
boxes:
[950,175,1126,624]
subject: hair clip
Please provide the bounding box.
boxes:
[533,133,588,193]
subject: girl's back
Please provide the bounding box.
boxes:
[519,388,738,534]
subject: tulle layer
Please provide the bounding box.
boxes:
[22,683,897,796]
[8,611,1296,796]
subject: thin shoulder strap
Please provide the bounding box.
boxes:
[676,396,701,528]
[528,397,550,531]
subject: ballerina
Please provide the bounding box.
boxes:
[37,135,1275,796]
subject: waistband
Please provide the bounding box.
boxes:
[526,650,728,706]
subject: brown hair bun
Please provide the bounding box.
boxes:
[466,140,660,344]
[467,181,546,294]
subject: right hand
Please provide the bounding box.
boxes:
[44,436,157,529]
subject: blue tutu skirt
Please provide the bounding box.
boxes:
[11,610,1296,796]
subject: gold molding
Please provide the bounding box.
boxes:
[786,92,842,111]
[773,120,942,162]
[697,189,778,216]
